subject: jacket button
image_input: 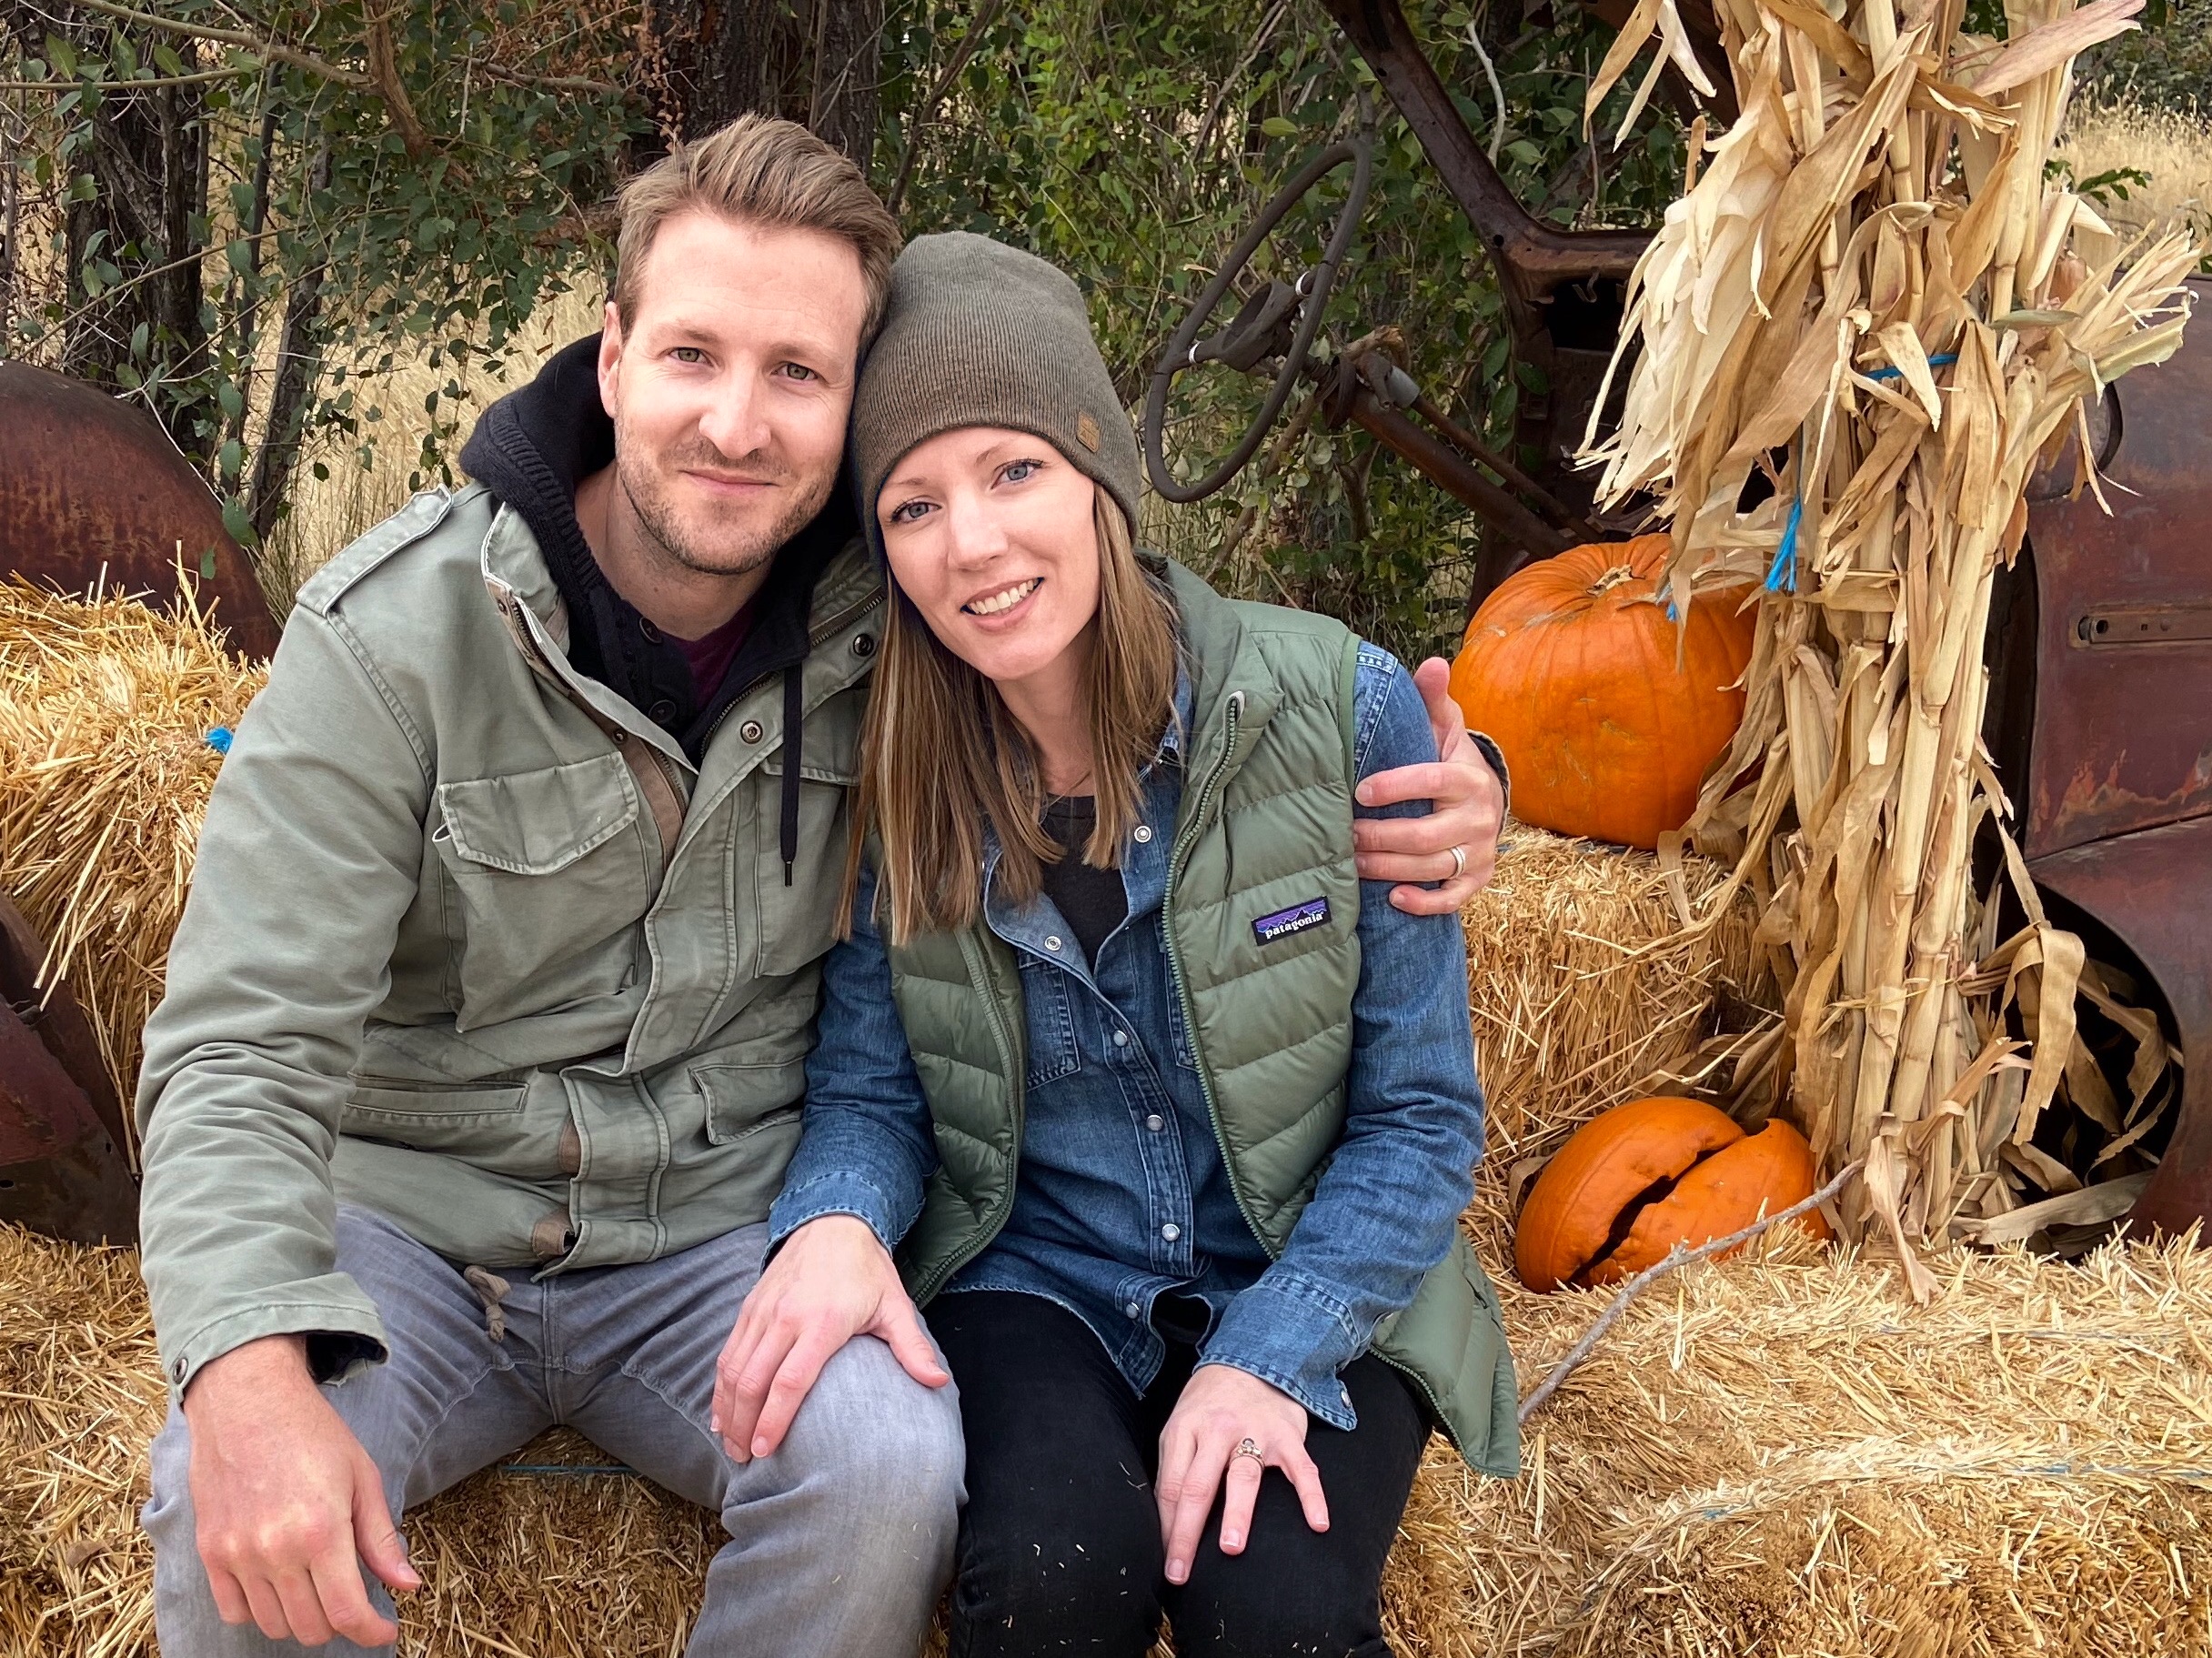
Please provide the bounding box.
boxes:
[1126,1301,1141,1319]
[1043,935,1063,952]
[649,699,677,723]
[1161,1222,1181,1241]
[739,719,765,743]
[1112,1029,1129,1047]
[640,618,661,643]
[1132,825,1153,843]
[852,633,877,658]
[1146,1114,1164,1131]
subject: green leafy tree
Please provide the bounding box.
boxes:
[1,0,638,594]
[880,0,1686,658]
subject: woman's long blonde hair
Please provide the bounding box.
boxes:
[850,489,1180,944]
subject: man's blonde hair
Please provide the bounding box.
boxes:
[613,115,902,338]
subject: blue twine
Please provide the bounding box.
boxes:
[205,727,233,756]
[1760,353,1957,595]
[1864,350,1959,382]
[1765,494,1805,592]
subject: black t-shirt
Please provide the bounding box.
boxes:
[1037,796,1127,966]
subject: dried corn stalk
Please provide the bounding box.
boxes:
[1579,0,2197,1280]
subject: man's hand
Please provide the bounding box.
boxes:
[1154,1363,1328,1585]
[713,1214,948,1463]
[1353,658,1505,915]
[183,1334,420,1646]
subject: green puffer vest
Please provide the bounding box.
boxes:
[884,561,1519,1476]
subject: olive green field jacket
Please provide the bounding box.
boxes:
[135,484,886,1402]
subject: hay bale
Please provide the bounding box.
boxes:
[1377,1229,2212,1656]
[1460,826,1767,1255]
[15,1217,2207,1657]
[0,1223,719,1658]
[0,580,265,1153]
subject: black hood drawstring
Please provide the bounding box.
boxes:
[780,666,804,885]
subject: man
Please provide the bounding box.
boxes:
[136,116,1504,1656]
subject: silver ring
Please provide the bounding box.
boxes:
[1232,1437,1264,1464]
[1448,844,1468,879]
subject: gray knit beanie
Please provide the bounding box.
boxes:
[850,232,1142,554]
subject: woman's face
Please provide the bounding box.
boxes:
[877,426,1101,693]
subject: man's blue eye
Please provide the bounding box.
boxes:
[672,347,704,365]
[783,363,819,382]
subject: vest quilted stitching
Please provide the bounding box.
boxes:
[886,564,1517,1476]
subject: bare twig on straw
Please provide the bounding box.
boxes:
[1517,1158,1865,1424]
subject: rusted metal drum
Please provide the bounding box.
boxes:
[0,362,283,659]
[0,895,137,1246]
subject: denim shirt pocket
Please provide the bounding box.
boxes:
[1018,956,1081,1089]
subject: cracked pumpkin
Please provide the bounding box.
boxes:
[1514,1095,1830,1292]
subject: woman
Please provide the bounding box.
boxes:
[723,232,1516,1657]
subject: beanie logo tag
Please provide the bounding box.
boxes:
[1075,413,1101,453]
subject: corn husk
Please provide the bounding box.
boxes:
[0,578,265,1161]
[1579,0,2197,1266]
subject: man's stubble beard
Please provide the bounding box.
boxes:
[613,429,837,583]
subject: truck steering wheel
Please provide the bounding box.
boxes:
[1141,136,1373,504]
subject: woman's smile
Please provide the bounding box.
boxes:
[962,577,1043,618]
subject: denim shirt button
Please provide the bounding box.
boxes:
[1044,935,1063,952]
[1125,1301,1141,1319]
[1146,1113,1165,1131]
[1133,824,1153,843]
[1161,1222,1181,1241]
[1113,1029,1129,1047]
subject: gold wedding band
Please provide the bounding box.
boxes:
[1232,1437,1264,1463]
[1448,844,1469,879]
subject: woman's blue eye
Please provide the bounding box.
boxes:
[889,500,931,525]
[1002,458,1041,483]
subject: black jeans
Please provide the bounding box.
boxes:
[933,1290,1430,1658]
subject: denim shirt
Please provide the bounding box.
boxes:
[769,645,1486,1430]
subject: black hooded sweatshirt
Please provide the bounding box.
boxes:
[457,333,859,766]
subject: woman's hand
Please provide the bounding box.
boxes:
[713,1215,948,1463]
[1154,1362,1329,1583]
[1353,658,1504,914]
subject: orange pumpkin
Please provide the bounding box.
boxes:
[1449,536,1756,849]
[1513,1096,1830,1292]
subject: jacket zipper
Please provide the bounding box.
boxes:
[911,926,1029,1303]
[1161,688,1469,1456]
[1161,691,1275,1255]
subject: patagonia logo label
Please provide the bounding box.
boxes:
[1253,897,1331,944]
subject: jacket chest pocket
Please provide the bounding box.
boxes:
[434,752,653,1027]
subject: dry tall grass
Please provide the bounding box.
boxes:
[266,281,608,597]
[2059,102,2212,239]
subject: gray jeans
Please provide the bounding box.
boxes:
[144,1205,963,1656]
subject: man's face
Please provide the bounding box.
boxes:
[598,211,869,579]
